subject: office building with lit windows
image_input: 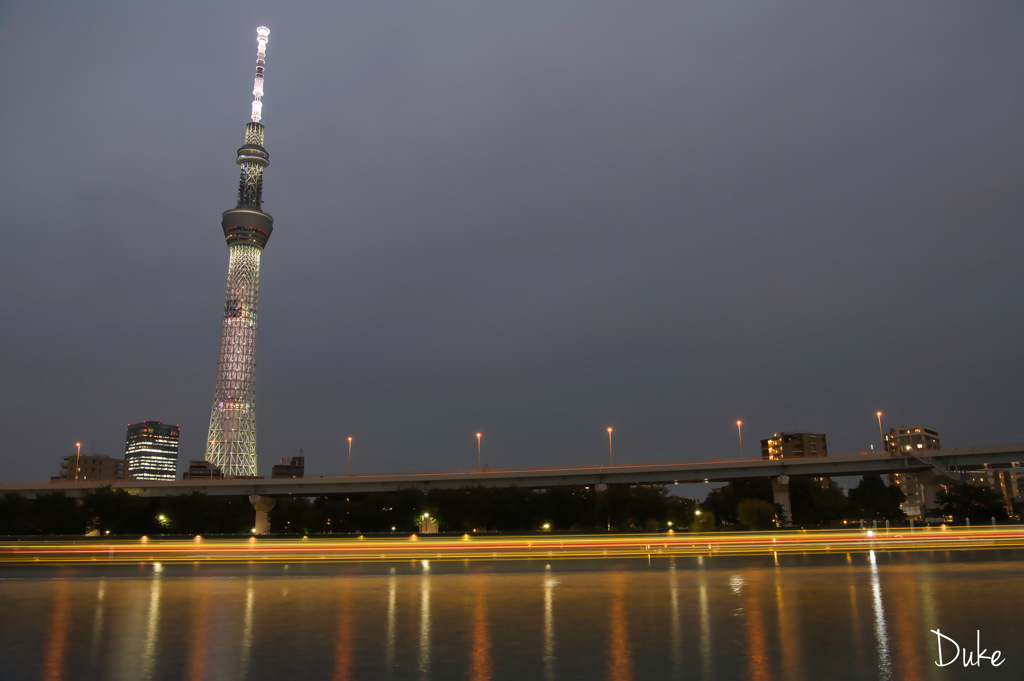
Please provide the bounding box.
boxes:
[125,421,180,481]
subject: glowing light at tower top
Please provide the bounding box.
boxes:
[251,26,270,123]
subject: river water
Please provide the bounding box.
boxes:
[1,549,1022,681]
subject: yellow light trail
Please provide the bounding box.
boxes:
[3,527,1024,565]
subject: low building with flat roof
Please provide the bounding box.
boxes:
[183,459,223,480]
[271,456,304,478]
[52,454,125,482]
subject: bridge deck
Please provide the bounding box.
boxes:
[7,445,1023,498]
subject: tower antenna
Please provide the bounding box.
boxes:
[251,27,270,122]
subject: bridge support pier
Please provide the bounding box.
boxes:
[914,470,950,519]
[249,495,276,535]
[771,475,792,525]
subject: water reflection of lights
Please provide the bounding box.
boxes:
[419,568,431,681]
[239,577,254,680]
[543,569,557,681]
[698,570,712,680]
[89,580,106,665]
[775,574,805,681]
[869,551,893,681]
[188,583,210,681]
[386,576,397,673]
[140,579,161,680]
[333,582,353,681]
[42,583,70,681]
[18,548,1014,681]
[888,571,925,681]
[470,585,491,681]
[847,581,865,672]
[669,562,683,677]
[607,577,632,681]
[744,572,770,681]
[730,574,746,595]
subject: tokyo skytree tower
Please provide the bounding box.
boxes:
[205,27,273,477]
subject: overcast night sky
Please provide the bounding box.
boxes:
[1,1,1022,485]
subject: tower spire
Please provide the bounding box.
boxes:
[251,26,269,123]
[205,26,275,478]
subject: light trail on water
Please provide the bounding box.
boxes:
[3,526,1024,565]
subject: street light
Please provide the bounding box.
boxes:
[347,436,353,476]
[736,420,743,460]
[876,411,885,453]
[476,432,482,470]
[74,442,81,481]
[607,427,613,466]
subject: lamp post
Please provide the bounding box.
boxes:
[876,411,885,453]
[607,427,613,466]
[74,442,81,481]
[736,420,743,460]
[476,432,482,470]
[347,436,353,476]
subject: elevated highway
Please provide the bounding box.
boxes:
[9,444,1023,499]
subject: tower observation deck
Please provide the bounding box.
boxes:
[205,27,273,477]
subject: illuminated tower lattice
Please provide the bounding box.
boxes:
[205,27,273,477]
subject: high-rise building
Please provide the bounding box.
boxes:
[964,468,1018,515]
[885,426,941,518]
[761,433,828,460]
[125,421,180,481]
[52,454,125,482]
[205,27,274,478]
[761,432,830,489]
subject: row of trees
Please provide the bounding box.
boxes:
[0,478,1011,535]
[0,484,695,536]
[702,474,905,528]
[271,485,695,534]
[0,489,255,535]
[934,483,1010,523]
[704,474,1012,528]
